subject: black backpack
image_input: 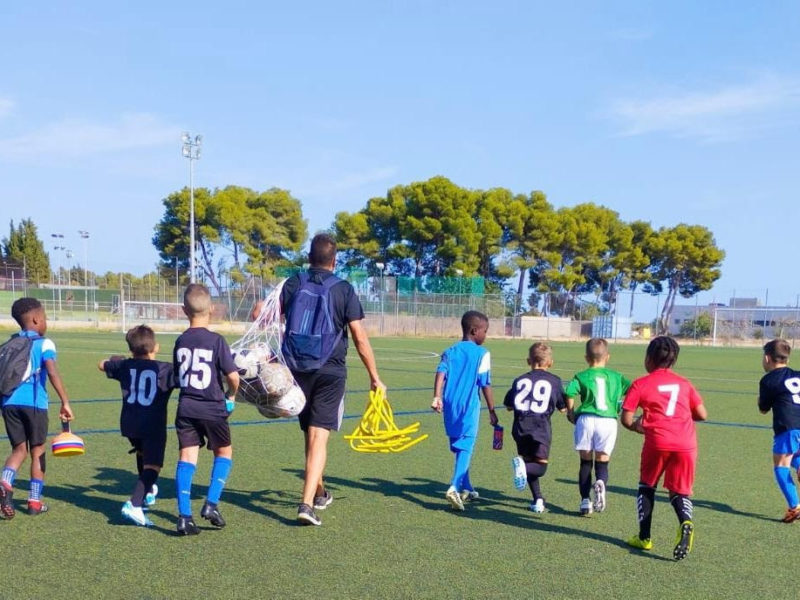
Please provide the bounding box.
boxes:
[0,334,40,398]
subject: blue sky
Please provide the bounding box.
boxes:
[2,1,799,308]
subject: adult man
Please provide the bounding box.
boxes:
[280,233,385,526]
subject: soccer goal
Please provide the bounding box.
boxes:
[120,300,185,333]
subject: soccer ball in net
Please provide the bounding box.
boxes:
[232,346,271,379]
[255,384,306,419]
[259,362,294,398]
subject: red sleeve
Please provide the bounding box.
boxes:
[621,380,641,412]
[688,383,703,409]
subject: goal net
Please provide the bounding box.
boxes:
[121,301,185,333]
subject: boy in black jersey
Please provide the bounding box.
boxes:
[173,284,239,535]
[758,338,800,522]
[503,342,566,513]
[99,325,175,527]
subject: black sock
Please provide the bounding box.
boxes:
[135,453,144,476]
[595,461,609,485]
[526,462,548,500]
[131,468,159,507]
[579,459,593,499]
[637,485,656,540]
[670,494,693,523]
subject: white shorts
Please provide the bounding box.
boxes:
[573,414,618,455]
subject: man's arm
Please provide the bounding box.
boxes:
[348,319,385,393]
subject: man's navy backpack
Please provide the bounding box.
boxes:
[282,272,344,373]
[0,334,39,398]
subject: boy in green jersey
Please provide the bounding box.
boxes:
[565,338,631,516]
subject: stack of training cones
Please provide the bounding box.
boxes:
[344,388,428,453]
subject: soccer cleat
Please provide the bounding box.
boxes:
[297,503,322,526]
[593,479,606,513]
[177,516,201,535]
[461,490,480,502]
[0,484,14,519]
[313,489,333,510]
[145,483,159,507]
[529,498,546,513]
[200,502,226,528]
[445,486,465,511]
[673,521,694,560]
[579,498,593,516]
[121,500,153,527]
[27,501,49,516]
[512,456,527,491]
[782,506,800,523]
[626,535,653,551]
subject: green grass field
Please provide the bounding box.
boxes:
[1,332,796,599]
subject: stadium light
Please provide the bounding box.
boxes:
[51,233,65,312]
[78,230,89,315]
[181,132,202,284]
[375,262,385,335]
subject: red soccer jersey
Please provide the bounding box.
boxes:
[622,368,703,451]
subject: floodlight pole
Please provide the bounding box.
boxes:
[51,233,65,313]
[182,132,202,284]
[79,230,89,315]
[376,262,385,335]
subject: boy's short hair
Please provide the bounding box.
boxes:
[764,339,791,363]
[528,342,552,367]
[183,283,212,317]
[585,338,608,362]
[461,310,488,335]
[646,336,680,370]
[309,233,337,267]
[126,324,156,356]
[11,297,43,328]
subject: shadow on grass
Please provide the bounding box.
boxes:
[554,477,776,522]
[281,468,670,560]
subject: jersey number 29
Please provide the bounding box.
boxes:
[514,379,552,414]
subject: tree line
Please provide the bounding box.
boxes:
[3,175,724,333]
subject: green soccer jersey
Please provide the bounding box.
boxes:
[565,367,631,418]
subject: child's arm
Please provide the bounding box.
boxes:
[621,409,643,434]
[44,359,73,421]
[481,385,498,426]
[692,403,708,422]
[97,355,125,372]
[431,372,445,413]
[565,395,577,423]
[225,370,240,410]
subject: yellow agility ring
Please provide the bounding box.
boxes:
[344,388,428,453]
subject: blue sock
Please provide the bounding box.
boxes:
[462,470,474,492]
[1,467,16,488]
[775,466,799,508]
[176,461,196,517]
[450,447,473,490]
[29,478,43,502]
[207,457,233,505]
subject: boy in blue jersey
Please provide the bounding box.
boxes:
[758,338,800,522]
[173,284,239,535]
[1,298,73,519]
[98,325,176,527]
[431,310,498,510]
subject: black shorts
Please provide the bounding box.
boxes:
[175,415,231,451]
[2,406,49,448]
[127,435,167,467]
[515,435,550,462]
[292,371,346,432]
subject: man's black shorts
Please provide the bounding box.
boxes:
[175,415,231,451]
[514,434,550,462]
[127,434,167,467]
[2,406,49,448]
[292,371,346,432]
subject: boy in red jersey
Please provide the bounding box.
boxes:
[621,336,707,560]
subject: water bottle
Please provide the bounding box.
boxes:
[492,424,504,450]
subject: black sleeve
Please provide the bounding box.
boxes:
[758,378,772,412]
[503,379,516,409]
[104,359,124,381]
[158,361,177,391]
[217,336,237,376]
[552,377,566,411]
